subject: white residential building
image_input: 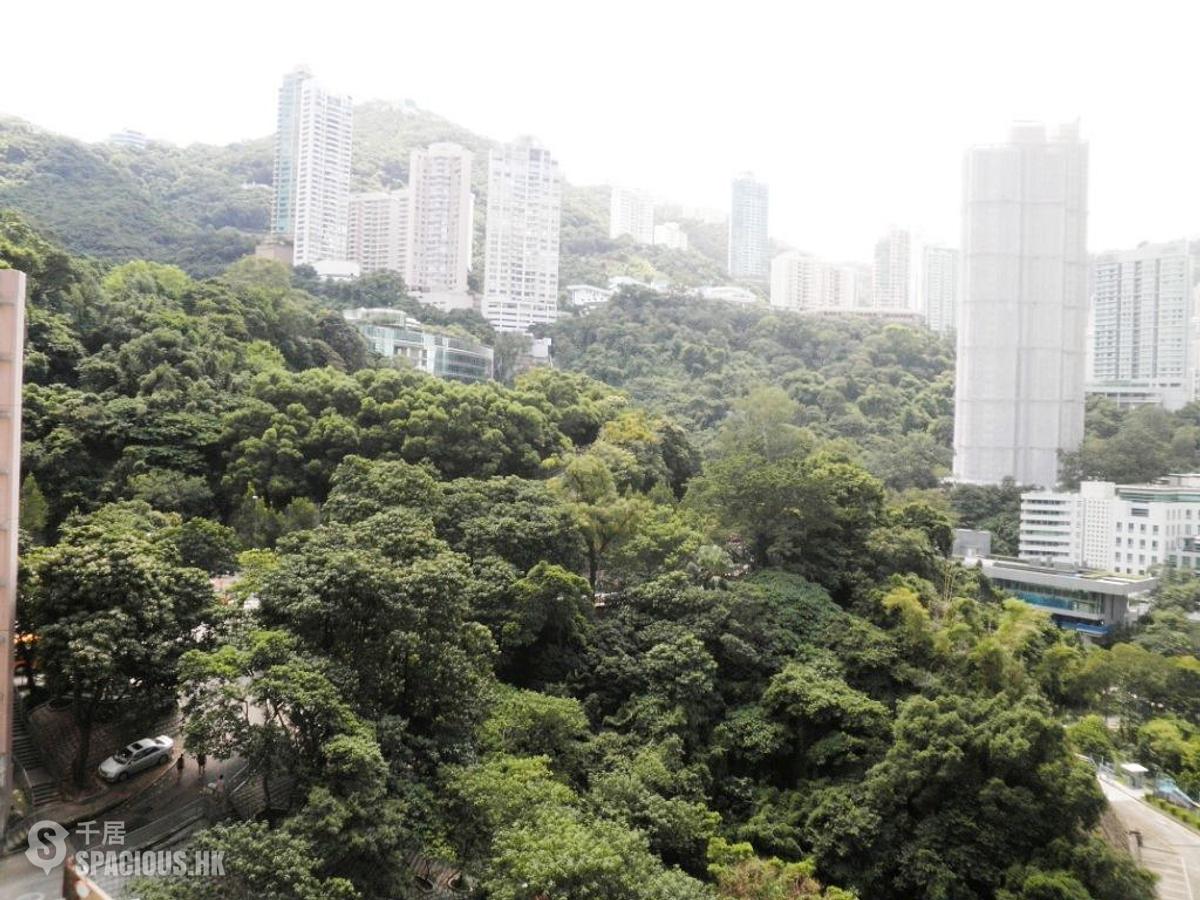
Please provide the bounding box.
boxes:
[272,68,354,267]
[953,122,1089,488]
[1019,476,1200,576]
[922,245,959,335]
[873,227,911,310]
[771,252,870,313]
[348,189,409,275]
[1087,240,1194,411]
[729,173,769,282]
[407,143,475,295]
[609,186,655,244]
[771,251,825,311]
[654,222,689,252]
[482,138,563,332]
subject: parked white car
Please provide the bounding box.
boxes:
[98,735,174,782]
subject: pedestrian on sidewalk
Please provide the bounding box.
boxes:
[216,773,225,795]
[176,754,185,780]
[197,752,207,779]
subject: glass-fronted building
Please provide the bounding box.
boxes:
[973,557,1153,638]
[343,308,494,383]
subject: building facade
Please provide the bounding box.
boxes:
[609,186,655,244]
[566,284,615,307]
[482,138,563,332]
[271,66,310,237]
[770,251,824,311]
[872,227,911,310]
[973,556,1149,638]
[1018,475,1200,577]
[653,222,689,252]
[922,244,959,335]
[729,173,769,282]
[953,122,1089,488]
[1088,240,1194,411]
[347,189,410,275]
[281,70,354,266]
[0,270,25,835]
[770,251,870,313]
[344,308,494,381]
[406,143,474,294]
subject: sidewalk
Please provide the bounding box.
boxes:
[1100,776,1200,900]
[4,746,184,855]
[0,752,242,899]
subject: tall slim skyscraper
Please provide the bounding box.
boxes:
[406,143,475,294]
[348,189,410,275]
[1089,240,1194,410]
[272,67,353,266]
[922,245,959,335]
[873,227,911,309]
[482,137,563,332]
[271,66,310,237]
[609,186,655,244]
[729,174,769,282]
[953,122,1089,488]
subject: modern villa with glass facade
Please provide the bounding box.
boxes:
[343,308,494,382]
[971,556,1152,638]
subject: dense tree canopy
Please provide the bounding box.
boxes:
[5,220,1169,900]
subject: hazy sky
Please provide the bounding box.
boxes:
[5,0,1200,260]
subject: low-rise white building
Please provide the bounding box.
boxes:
[1020,475,1200,576]
[566,284,615,307]
[312,259,361,282]
[699,285,758,304]
[343,308,493,382]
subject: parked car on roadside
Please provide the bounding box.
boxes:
[97,735,174,782]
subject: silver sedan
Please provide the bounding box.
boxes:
[97,735,175,782]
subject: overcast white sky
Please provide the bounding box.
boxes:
[5,0,1199,260]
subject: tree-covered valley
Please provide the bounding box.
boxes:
[7,207,1199,899]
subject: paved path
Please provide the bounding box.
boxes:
[0,753,240,900]
[1100,777,1200,900]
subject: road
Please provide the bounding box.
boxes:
[0,753,240,900]
[1101,777,1200,900]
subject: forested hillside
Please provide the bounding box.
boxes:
[0,105,729,286]
[3,212,1178,900]
[549,291,956,491]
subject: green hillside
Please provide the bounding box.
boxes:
[0,105,729,285]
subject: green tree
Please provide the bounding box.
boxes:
[18,473,49,544]
[21,513,212,785]
[555,454,645,588]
